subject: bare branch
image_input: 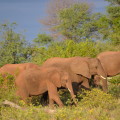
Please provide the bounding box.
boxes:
[2,100,24,110]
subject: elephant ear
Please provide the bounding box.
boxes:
[70,60,91,79]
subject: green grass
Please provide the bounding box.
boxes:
[0,75,120,120]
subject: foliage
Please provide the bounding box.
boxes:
[0,86,120,120]
[0,74,14,88]
[0,71,120,120]
[0,0,120,119]
[40,0,84,39]
[56,3,90,41]
[105,0,120,4]
[56,4,104,42]
[33,33,53,46]
[78,89,117,109]
[109,75,120,85]
[31,39,120,65]
[0,107,50,120]
[108,75,120,98]
[108,84,120,98]
[0,22,31,66]
[99,0,120,45]
[31,40,97,64]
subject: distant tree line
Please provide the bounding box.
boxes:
[0,0,120,66]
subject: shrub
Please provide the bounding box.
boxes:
[31,40,120,65]
[108,75,120,98]
[78,88,117,109]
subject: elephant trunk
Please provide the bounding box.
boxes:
[100,76,108,92]
[97,61,108,92]
[66,81,77,105]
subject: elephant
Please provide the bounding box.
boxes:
[0,63,39,87]
[42,56,107,92]
[40,75,90,106]
[94,51,120,87]
[15,66,77,107]
[0,63,39,77]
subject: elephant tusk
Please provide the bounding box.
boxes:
[100,75,106,80]
[68,88,71,93]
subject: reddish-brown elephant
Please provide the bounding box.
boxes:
[0,63,39,87]
[94,51,120,87]
[0,63,39,77]
[42,56,107,92]
[15,66,77,107]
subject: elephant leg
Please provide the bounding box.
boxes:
[49,97,54,107]
[81,78,90,90]
[72,82,79,95]
[101,77,108,92]
[94,75,108,92]
[16,88,29,103]
[47,81,64,107]
[66,82,77,105]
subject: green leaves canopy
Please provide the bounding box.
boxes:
[55,3,102,42]
[0,23,30,66]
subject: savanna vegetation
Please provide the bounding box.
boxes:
[0,0,120,119]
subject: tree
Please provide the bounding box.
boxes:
[0,22,30,66]
[105,0,120,4]
[55,4,103,42]
[33,33,53,47]
[40,0,89,39]
[101,0,120,45]
[107,2,120,45]
[40,0,107,42]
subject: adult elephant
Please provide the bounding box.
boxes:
[15,66,77,107]
[0,63,39,77]
[42,56,107,92]
[94,51,120,86]
[0,63,39,87]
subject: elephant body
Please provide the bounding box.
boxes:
[15,66,76,107]
[97,51,120,76]
[94,51,120,86]
[43,56,107,92]
[0,63,39,77]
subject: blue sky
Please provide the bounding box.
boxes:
[0,0,109,42]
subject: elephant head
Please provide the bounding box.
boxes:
[49,69,77,105]
[89,58,107,92]
[70,57,107,92]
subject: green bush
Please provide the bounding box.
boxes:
[0,86,120,120]
[31,40,120,65]
[0,74,14,88]
[109,75,120,85]
[1,106,50,120]
[0,74,4,85]
[78,88,117,109]
[108,75,120,98]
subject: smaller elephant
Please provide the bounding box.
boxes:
[15,66,76,107]
[40,75,91,106]
[94,51,120,87]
